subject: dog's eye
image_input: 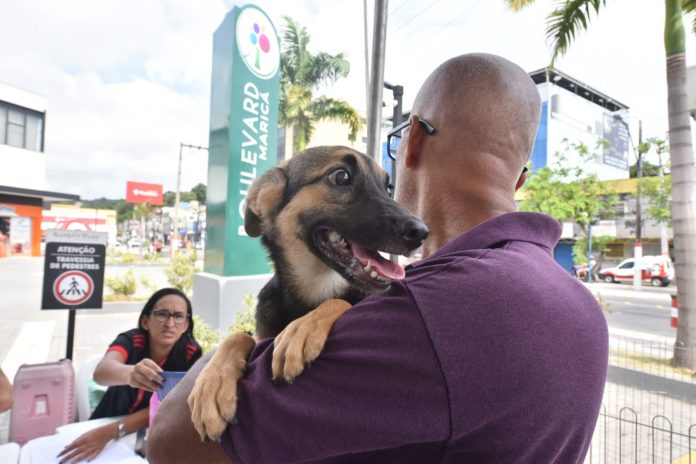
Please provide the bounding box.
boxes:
[328,169,352,187]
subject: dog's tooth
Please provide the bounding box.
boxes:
[364,260,372,272]
[328,231,340,243]
[370,270,378,279]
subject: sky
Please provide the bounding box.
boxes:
[1,0,695,200]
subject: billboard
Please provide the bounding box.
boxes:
[602,114,630,169]
[126,181,163,205]
[204,4,280,276]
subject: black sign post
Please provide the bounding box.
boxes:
[41,230,107,360]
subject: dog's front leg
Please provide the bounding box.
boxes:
[272,298,352,383]
[187,332,256,442]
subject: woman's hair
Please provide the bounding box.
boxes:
[138,287,195,336]
[137,287,198,370]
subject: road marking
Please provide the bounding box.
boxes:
[1,321,55,381]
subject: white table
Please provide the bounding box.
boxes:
[19,417,147,464]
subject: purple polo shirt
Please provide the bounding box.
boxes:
[221,212,608,463]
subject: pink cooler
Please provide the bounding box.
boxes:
[9,359,75,445]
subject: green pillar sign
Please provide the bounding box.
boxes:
[205,5,280,276]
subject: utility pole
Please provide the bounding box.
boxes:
[366,0,389,163]
[363,0,370,113]
[587,222,593,283]
[173,143,208,254]
[614,115,643,291]
[633,120,643,291]
[656,140,670,257]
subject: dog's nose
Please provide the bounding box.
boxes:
[399,217,429,249]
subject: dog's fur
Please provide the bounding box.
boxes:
[188,146,428,441]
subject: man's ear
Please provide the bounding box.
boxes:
[404,115,425,168]
[244,167,287,237]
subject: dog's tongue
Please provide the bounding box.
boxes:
[351,244,405,280]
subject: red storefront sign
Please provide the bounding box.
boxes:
[126,181,163,205]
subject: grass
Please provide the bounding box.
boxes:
[609,348,696,381]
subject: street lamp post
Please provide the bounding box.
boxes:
[366,0,389,163]
[384,81,403,263]
[614,115,644,291]
[173,143,208,253]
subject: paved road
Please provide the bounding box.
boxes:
[0,257,680,376]
[0,257,170,378]
[583,281,677,338]
[0,257,691,452]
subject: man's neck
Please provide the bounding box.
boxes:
[419,193,515,259]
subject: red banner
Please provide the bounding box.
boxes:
[126,181,163,205]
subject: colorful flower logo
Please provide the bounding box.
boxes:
[249,23,271,70]
[236,7,279,79]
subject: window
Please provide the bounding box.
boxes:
[619,261,634,270]
[0,101,44,152]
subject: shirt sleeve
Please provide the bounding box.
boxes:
[106,330,144,363]
[221,282,450,463]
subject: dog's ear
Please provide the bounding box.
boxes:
[244,166,288,237]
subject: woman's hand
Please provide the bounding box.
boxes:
[57,423,117,464]
[127,358,164,392]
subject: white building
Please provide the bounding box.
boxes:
[530,68,631,181]
[0,82,78,258]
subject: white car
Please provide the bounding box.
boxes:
[127,238,142,249]
[597,255,675,287]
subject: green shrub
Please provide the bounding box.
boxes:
[121,253,138,264]
[140,276,157,294]
[192,315,221,353]
[228,294,257,335]
[192,295,257,353]
[165,251,201,294]
[105,268,137,297]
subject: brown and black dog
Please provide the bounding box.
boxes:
[187,146,428,441]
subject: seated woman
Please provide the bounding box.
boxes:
[58,288,202,464]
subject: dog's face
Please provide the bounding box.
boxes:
[244,146,428,301]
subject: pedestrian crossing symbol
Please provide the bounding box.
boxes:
[53,271,94,306]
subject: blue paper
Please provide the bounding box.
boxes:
[158,371,186,401]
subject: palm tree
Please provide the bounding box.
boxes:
[507,0,696,368]
[280,17,363,153]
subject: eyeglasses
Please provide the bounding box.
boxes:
[386,117,437,160]
[151,309,189,325]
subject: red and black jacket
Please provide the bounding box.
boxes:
[90,328,202,419]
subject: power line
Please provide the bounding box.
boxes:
[392,0,445,34]
[409,0,486,51]
[389,0,417,16]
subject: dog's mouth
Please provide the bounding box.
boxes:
[312,227,406,290]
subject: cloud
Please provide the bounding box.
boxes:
[1,0,694,199]
[0,0,225,198]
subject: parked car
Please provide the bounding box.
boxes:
[127,237,142,249]
[597,255,674,287]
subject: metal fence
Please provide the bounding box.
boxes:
[585,334,696,463]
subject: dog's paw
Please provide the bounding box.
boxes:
[187,333,255,442]
[272,299,352,383]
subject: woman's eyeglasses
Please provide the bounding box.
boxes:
[151,309,189,325]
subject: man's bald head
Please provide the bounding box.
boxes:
[394,54,542,253]
[412,53,541,172]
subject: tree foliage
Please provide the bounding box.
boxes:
[165,251,201,294]
[280,17,363,153]
[520,139,619,235]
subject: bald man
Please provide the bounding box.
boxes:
[148,53,608,463]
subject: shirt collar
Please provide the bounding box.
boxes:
[422,212,562,261]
